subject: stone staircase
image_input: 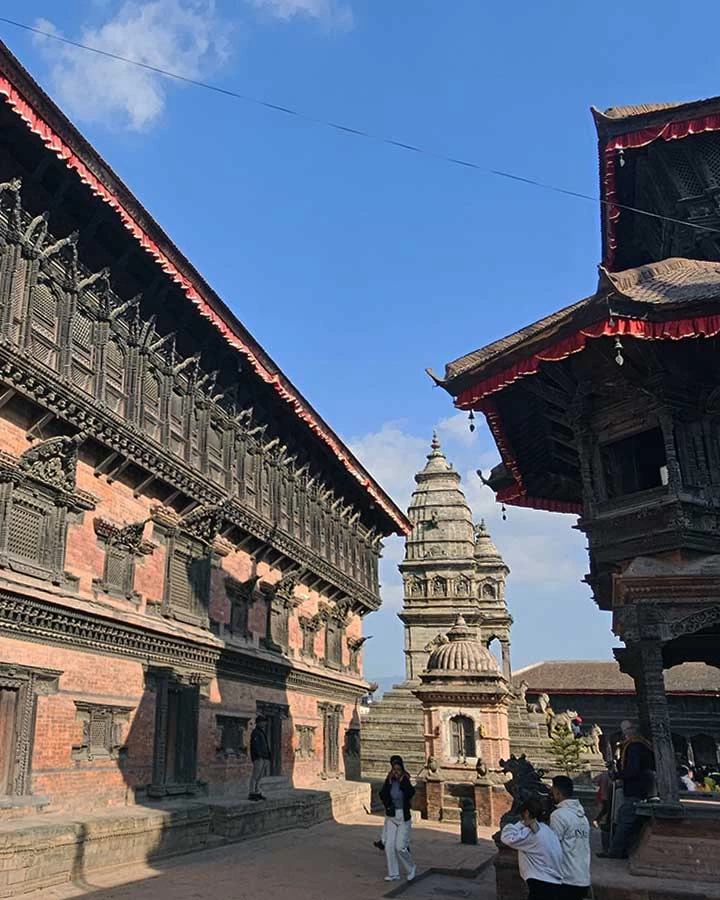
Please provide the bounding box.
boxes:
[360,683,426,781]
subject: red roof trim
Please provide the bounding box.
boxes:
[601,112,720,269]
[0,74,410,536]
[456,312,720,514]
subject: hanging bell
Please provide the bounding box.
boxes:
[618,148,625,168]
[501,503,507,522]
[468,410,476,433]
[614,336,624,366]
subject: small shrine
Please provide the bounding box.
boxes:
[412,615,512,826]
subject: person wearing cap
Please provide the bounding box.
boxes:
[571,718,583,739]
[248,715,272,801]
[379,755,417,883]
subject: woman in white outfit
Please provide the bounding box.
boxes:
[378,755,417,883]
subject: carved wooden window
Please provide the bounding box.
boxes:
[216,715,248,758]
[142,369,161,441]
[164,538,211,625]
[243,445,256,505]
[103,545,134,597]
[295,725,316,760]
[29,281,58,368]
[601,428,668,499]
[72,702,131,761]
[169,388,186,458]
[105,339,126,417]
[228,588,251,639]
[325,619,344,669]
[300,617,317,658]
[207,422,224,486]
[450,715,476,759]
[71,312,95,394]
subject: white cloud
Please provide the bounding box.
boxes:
[249,0,353,29]
[34,2,231,131]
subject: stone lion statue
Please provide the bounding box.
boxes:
[549,709,579,736]
[583,723,602,756]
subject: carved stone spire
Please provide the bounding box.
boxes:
[398,436,513,682]
[404,434,475,564]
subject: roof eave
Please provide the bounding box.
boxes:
[0,40,411,537]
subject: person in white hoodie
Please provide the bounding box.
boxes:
[550,776,591,899]
[500,797,563,899]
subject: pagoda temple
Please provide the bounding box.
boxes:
[435,97,720,885]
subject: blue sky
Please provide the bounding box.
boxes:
[0,1,714,680]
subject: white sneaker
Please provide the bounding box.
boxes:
[384,875,400,882]
[407,865,417,882]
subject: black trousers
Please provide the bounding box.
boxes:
[558,886,590,899]
[526,879,560,899]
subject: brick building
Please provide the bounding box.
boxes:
[515,661,720,766]
[0,41,409,816]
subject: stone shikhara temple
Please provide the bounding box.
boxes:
[361,436,602,821]
[436,96,720,885]
[0,33,411,845]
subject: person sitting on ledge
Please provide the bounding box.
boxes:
[501,797,563,899]
[597,719,656,860]
[679,765,697,792]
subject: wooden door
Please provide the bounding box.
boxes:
[0,688,18,795]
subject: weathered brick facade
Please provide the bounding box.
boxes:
[0,41,409,816]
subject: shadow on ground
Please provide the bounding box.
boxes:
[29,818,498,900]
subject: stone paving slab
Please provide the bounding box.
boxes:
[26,814,498,900]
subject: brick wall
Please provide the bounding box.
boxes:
[0,412,371,812]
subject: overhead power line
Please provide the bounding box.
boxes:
[2,15,720,238]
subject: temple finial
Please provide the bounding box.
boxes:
[431,431,441,452]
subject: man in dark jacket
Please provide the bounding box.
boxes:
[248,715,271,801]
[598,720,655,859]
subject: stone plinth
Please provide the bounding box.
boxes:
[494,844,527,900]
[630,806,720,882]
[474,780,512,828]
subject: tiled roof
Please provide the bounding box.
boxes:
[442,297,593,382]
[440,257,720,389]
[600,101,690,120]
[513,661,720,695]
[607,258,720,306]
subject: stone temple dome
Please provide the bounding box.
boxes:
[426,615,500,674]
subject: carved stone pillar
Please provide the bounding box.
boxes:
[500,640,511,681]
[634,640,679,804]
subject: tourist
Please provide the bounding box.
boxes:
[379,755,417,883]
[597,720,655,859]
[550,776,591,899]
[679,765,697,792]
[571,718,583,740]
[248,715,271,801]
[500,797,563,899]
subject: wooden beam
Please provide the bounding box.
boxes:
[25,411,55,440]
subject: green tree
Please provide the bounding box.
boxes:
[550,723,583,776]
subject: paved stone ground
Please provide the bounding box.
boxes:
[28,814,498,900]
